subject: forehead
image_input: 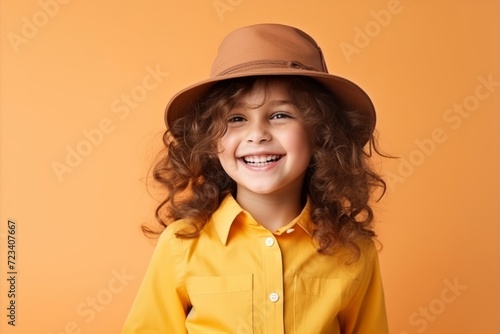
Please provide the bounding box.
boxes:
[235,78,293,108]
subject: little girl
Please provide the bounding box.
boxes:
[123,23,389,333]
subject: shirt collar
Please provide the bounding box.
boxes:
[211,193,315,245]
[211,194,245,245]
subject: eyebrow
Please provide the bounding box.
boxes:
[233,99,295,109]
[267,100,294,106]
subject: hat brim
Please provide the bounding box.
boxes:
[165,68,375,145]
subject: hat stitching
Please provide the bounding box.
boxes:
[217,59,320,77]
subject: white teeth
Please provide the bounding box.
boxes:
[243,155,282,166]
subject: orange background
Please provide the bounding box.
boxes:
[1,0,499,333]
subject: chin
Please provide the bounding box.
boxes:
[241,185,287,196]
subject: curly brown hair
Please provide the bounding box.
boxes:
[145,76,386,262]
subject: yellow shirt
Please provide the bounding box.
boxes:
[122,194,388,333]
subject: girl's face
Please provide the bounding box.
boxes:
[217,79,313,199]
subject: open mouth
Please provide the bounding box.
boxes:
[242,155,284,167]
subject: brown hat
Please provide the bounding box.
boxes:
[165,23,376,145]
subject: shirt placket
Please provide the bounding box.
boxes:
[260,233,284,333]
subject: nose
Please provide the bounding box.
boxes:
[245,120,271,143]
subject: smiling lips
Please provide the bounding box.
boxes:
[242,154,284,167]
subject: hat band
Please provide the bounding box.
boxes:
[216,59,322,77]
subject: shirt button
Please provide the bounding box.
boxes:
[265,237,274,247]
[269,292,279,303]
[286,228,295,234]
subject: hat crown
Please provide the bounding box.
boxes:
[210,24,328,78]
[165,23,376,146]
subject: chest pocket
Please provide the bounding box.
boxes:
[293,275,341,334]
[186,274,253,334]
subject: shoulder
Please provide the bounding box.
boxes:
[356,236,379,259]
[356,237,380,268]
[338,237,383,301]
[155,218,219,252]
[162,219,194,237]
[154,219,194,253]
[340,237,380,278]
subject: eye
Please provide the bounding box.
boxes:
[226,115,246,123]
[271,112,293,120]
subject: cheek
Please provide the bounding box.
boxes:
[217,136,236,166]
[217,136,229,155]
[286,128,313,155]
[218,130,241,152]
[217,138,224,154]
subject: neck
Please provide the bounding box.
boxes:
[235,189,304,232]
